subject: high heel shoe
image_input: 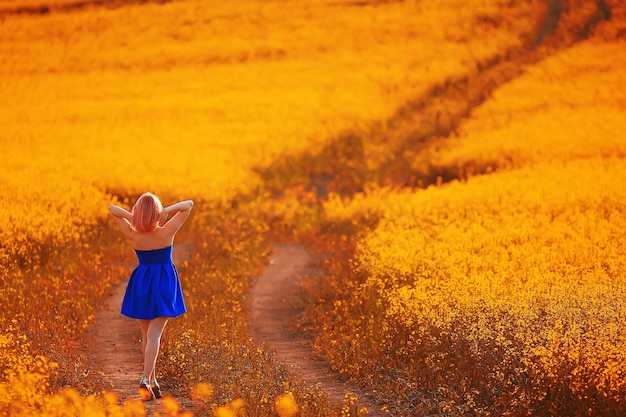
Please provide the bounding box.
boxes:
[139,376,155,401]
[152,380,162,399]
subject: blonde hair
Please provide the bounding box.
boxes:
[131,192,163,232]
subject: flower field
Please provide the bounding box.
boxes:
[1,0,625,415]
[287,3,626,415]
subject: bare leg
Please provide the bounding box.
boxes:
[142,317,169,382]
[136,319,156,399]
[138,319,150,362]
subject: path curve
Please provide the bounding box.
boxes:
[86,241,385,415]
[247,242,386,416]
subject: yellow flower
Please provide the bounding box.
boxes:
[160,396,181,416]
[190,382,214,402]
[275,392,299,417]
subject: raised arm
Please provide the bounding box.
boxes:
[109,203,133,234]
[160,200,194,233]
[162,200,194,216]
[109,204,132,220]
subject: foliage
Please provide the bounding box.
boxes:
[1,0,625,416]
[308,160,626,415]
[294,12,626,416]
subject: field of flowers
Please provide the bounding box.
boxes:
[1,0,625,415]
[285,3,626,416]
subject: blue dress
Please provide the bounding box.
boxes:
[121,246,187,320]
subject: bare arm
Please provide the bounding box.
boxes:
[161,200,194,232]
[162,200,194,216]
[108,203,132,234]
[109,204,132,220]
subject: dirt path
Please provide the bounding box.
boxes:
[87,241,384,415]
[247,242,387,417]
[85,280,146,402]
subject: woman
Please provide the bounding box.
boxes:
[109,192,193,400]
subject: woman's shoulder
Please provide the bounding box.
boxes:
[127,228,175,250]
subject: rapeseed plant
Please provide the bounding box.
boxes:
[2,0,623,415]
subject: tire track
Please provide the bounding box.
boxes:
[258,0,613,196]
[247,242,388,417]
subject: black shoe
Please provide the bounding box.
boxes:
[139,377,155,401]
[152,380,162,399]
